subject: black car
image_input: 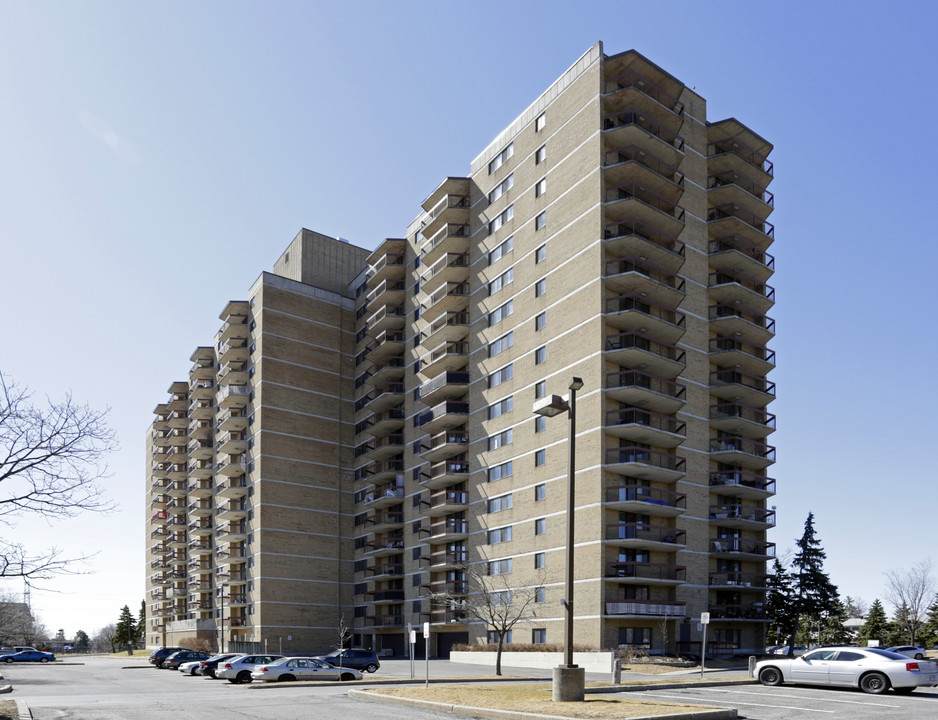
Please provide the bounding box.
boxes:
[198,653,238,678]
[149,647,185,667]
[317,649,380,673]
[161,650,210,670]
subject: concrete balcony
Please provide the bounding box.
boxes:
[604,522,686,549]
[419,371,470,406]
[418,400,469,435]
[420,457,469,490]
[421,282,470,323]
[710,403,776,438]
[422,489,468,517]
[218,338,250,366]
[604,257,685,308]
[218,384,249,409]
[604,484,686,517]
[709,270,775,314]
[366,305,406,336]
[604,182,685,237]
[418,550,467,570]
[710,537,776,561]
[709,337,775,377]
[605,561,686,585]
[605,369,686,415]
[604,447,685,483]
[708,504,776,530]
[708,235,774,283]
[362,483,405,510]
[709,437,776,471]
[707,204,774,251]
[603,219,684,274]
[217,407,249,433]
[421,311,470,349]
[364,511,404,534]
[604,332,685,378]
[602,108,685,167]
[421,252,470,295]
[604,600,685,618]
[709,303,775,346]
[418,430,469,464]
[708,572,771,590]
[367,252,406,288]
[604,295,685,345]
[604,407,685,448]
[710,369,776,408]
[419,223,470,267]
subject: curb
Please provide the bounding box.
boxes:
[15,699,32,720]
[348,688,736,720]
[0,683,11,694]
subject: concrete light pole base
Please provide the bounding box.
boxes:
[552,665,585,702]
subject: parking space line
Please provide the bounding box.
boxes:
[699,688,902,708]
[640,691,835,713]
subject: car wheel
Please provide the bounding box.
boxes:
[5,658,14,664]
[894,686,916,694]
[40,658,50,663]
[280,674,295,682]
[758,667,783,686]
[237,670,252,684]
[227,678,238,684]
[190,667,199,675]
[340,672,356,682]
[915,653,925,660]
[364,663,378,673]
[860,672,890,694]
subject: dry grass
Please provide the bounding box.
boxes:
[361,684,718,719]
[0,699,17,720]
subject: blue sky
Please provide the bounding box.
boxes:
[1,1,936,636]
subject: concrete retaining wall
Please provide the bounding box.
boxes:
[449,650,613,673]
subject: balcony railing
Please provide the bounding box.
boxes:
[602,109,685,151]
[708,505,776,526]
[606,369,686,402]
[606,333,686,365]
[603,219,684,257]
[708,137,774,176]
[604,484,686,509]
[708,604,767,620]
[708,204,774,237]
[709,337,776,367]
[710,538,776,557]
[709,236,774,270]
[604,145,684,186]
[708,171,774,206]
[605,408,686,437]
[606,257,685,293]
[605,523,685,544]
[708,572,772,588]
[418,401,470,427]
[709,303,776,335]
[419,371,470,398]
[710,403,777,430]
[605,295,685,330]
[709,469,775,494]
[605,562,686,581]
[605,183,685,222]
[709,270,775,303]
[605,447,685,473]
[604,600,685,617]
[603,70,685,116]
[710,369,776,398]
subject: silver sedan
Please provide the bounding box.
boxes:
[251,656,363,682]
[755,646,938,694]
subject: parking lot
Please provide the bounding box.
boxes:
[4,655,938,720]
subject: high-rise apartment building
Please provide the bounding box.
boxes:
[145,43,775,658]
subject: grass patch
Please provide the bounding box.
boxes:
[362,684,719,719]
[0,699,17,720]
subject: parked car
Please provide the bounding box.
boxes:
[252,656,362,683]
[149,646,184,666]
[770,645,807,656]
[887,646,927,660]
[198,653,238,678]
[215,654,284,684]
[755,646,938,694]
[178,660,205,675]
[0,650,55,663]
[315,648,380,673]
[161,650,210,670]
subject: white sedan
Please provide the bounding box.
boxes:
[887,645,927,659]
[756,646,938,694]
[251,656,362,682]
[177,660,203,675]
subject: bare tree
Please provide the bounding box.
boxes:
[0,591,37,645]
[0,372,117,582]
[884,559,936,645]
[333,614,352,669]
[430,566,545,676]
[91,624,117,653]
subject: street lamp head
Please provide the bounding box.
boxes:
[569,377,584,391]
[533,394,569,417]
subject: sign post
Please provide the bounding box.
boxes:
[699,613,710,679]
[423,622,430,687]
[408,624,415,679]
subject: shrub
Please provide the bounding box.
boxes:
[178,636,214,653]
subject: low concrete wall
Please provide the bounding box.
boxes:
[449,650,613,673]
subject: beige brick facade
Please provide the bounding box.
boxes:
[145,44,775,658]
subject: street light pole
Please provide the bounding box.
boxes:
[533,377,585,702]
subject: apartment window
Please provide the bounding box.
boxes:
[535,551,545,569]
[618,627,651,648]
[535,244,546,263]
[487,526,513,544]
[534,416,546,433]
[484,495,512,517]
[532,628,546,643]
[489,174,514,203]
[535,381,546,398]
[488,142,514,174]
[488,268,514,296]
[535,346,546,365]
[488,630,512,644]
[488,300,514,327]
[488,236,514,265]
[488,428,513,451]
[535,312,546,331]
[535,112,546,132]
[354,583,367,596]
[488,205,514,235]
[488,364,513,388]
[413,573,422,587]
[413,600,422,613]
[535,145,546,164]
[488,332,514,358]
[413,493,422,507]
[412,520,422,534]
[413,547,422,560]
[488,558,513,576]
[488,396,513,420]
[487,461,513,482]
[535,518,546,535]
[412,440,422,454]
[535,278,546,297]
[535,211,546,231]
[535,177,546,197]
[534,587,546,603]
[535,483,546,501]
[535,449,546,466]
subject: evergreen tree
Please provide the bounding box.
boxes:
[858,599,889,647]
[765,558,796,646]
[113,605,137,649]
[74,629,90,649]
[819,598,850,645]
[136,600,146,644]
[786,513,839,655]
[918,594,938,648]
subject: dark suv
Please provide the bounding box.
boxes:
[149,647,184,667]
[317,648,380,673]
